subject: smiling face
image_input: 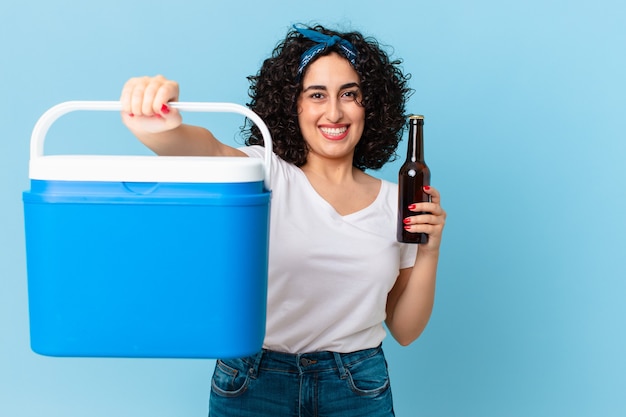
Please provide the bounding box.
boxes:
[297,52,365,165]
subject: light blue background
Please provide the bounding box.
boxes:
[2,1,625,416]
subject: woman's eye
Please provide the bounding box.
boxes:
[342,90,360,100]
[310,93,325,99]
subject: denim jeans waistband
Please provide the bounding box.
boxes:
[245,344,384,378]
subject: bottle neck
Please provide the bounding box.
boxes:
[406,118,424,163]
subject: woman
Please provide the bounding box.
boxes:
[120,24,446,417]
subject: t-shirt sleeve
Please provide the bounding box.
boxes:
[400,242,418,269]
[238,145,265,159]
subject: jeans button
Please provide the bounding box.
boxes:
[300,357,317,366]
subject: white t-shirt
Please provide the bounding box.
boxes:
[241,146,417,353]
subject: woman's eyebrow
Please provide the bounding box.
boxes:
[340,82,360,90]
[302,85,327,93]
[302,82,361,93]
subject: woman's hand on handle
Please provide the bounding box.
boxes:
[119,75,246,158]
[120,75,183,134]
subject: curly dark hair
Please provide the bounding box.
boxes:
[243,24,413,170]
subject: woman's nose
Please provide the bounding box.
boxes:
[324,98,343,123]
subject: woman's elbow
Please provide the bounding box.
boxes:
[390,328,423,347]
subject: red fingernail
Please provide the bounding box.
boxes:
[403,218,411,224]
[128,113,134,117]
[423,185,431,191]
[404,225,411,230]
[161,104,170,114]
[408,204,417,210]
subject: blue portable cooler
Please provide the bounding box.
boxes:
[23,101,272,359]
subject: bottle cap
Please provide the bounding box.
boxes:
[409,114,424,120]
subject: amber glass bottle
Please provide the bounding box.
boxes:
[397,115,431,244]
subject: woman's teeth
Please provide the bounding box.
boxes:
[320,127,347,136]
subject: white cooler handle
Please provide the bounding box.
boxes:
[30,101,273,190]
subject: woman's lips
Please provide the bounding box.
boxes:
[319,125,349,140]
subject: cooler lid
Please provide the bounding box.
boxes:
[29,155,265,183]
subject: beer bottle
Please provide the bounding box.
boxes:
[397,115,431,244]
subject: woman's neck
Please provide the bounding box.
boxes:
[300,154,358,185]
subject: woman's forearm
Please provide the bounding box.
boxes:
[131,123,245,157]
[386,249,439,346]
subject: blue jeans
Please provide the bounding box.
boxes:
[209,344,394,417]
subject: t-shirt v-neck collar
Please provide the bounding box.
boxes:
[295,168,384,220]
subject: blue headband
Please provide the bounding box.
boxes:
[293,24,358,78]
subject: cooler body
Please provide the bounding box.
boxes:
[23,179,270,358]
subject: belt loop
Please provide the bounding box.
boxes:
[333,352,348,380]
[248,349,265,379]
